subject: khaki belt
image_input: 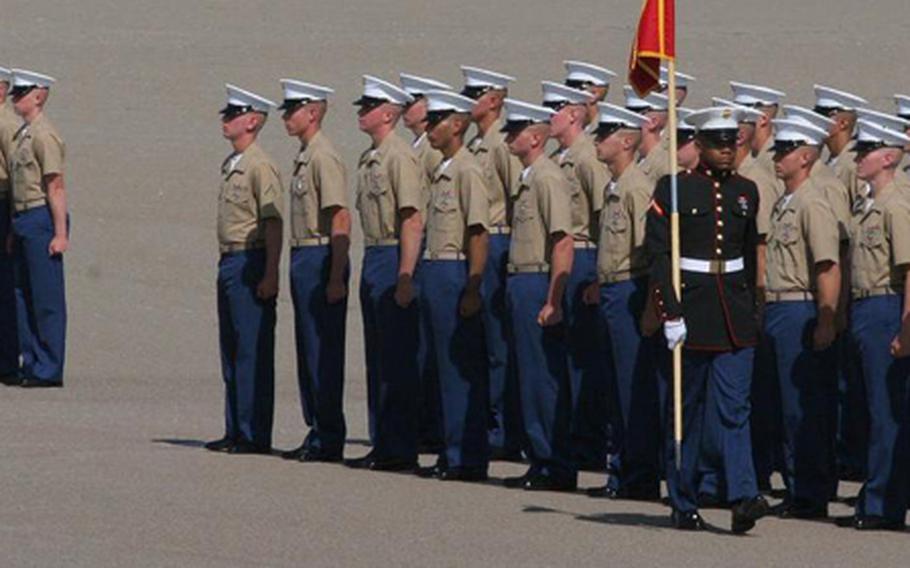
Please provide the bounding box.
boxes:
[14,199,47,213]
[766,290,814,303]
[364,237,399,247]
[680,256,745,275]
[600,268,647,285]
[220,243,265,254]
[573,240,597,250]
[422,250,466,261]
[508,262,549,274]
[853,286,902,300]
[489,226,511,235]
[290,236,330,247]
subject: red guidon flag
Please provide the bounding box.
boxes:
[629,0,675,96]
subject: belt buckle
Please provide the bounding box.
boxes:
[710,259,724,274]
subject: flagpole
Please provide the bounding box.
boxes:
[667,60,683,472]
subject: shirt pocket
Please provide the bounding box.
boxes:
[369,168,388,197]
[860,222,884,250]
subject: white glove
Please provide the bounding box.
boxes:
[664,318,687,350]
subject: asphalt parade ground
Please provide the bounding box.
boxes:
[1,1,908,566]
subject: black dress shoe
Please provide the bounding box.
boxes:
[522,473,577,492]
[0,374,22,386]
[731,495,770,534]
[854,515,906,532]
[20,378,63,388]
[204,437,235,453]
[228,440,271,455]
[778,502,828,520]
[671,510,705,531]
[439,467,488,482]
[503,472,532,489]
[586,485,619,499]
[415,464,444,479]
[281,443,307,460]
[369,457,418,472]
[344,452,376,469]
[299,449,343,463]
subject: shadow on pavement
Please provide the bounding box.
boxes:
[152,438,207,448]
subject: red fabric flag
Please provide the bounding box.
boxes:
[629,0,675,97]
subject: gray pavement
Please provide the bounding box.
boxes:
[1,1,908,566]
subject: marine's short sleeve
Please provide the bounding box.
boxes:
[889,197,910,267]
[32,130,65,176]
[538,173,572,237]
[803,197,840,265]
[314,152,349,210]
[578,158,610,214]
[459,165,490,231]
[253,161,284,220]
[388,151,423,212]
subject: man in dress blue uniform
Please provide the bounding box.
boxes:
[278,79,351,463]
[0,66,20,384]
[498,99,577,491]
[843,119,910,531]
[206,84,283,454]
[584,103,661,500]
[765,119,842,518]
[414,90,491,482]
[8,69,68,388]
[646,107,770,532]
[460,66,524,460]
[541,81,610,471]
[345,76,424,471]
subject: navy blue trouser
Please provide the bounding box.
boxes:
[835,332,868,478]
[359,245,419,461]
[507,272,575,482]
[749,334,782,491]
[290,245,348,455]
[764,301,834,507]
[851,295,910,523]
[664,347,758,513]
[418,260,490,470]
[0,199,18,375]
[217,249,275,448]
[601,278,661,493]
[12,205,66,383]
[484,233,522,453]
[565,248,609,467]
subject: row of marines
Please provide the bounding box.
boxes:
[201,62,910,534]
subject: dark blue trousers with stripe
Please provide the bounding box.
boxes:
[12,205,66,383]
[851,295,910,523]
[359,245,420,461]
[418,260,490,470]
[217,249,275,448]
[290,245,348,456]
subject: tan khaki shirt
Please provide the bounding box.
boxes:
[509,155,572,268]
[828,147,860,205]
[217,142,284,252]
[355,131,423,243]
[467,118,521,227]
[752,136,777,185]
[425,147,490,256]
[552,135,610,242]
[739,155,783,237]
[638,135,672,185]
[0,102,19,200]
[809,160,852,242]
[289,131,348,244]
[11,113,65,213]
[596,163,652,283]
[766,177,840,293]
[850,181,910,292]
